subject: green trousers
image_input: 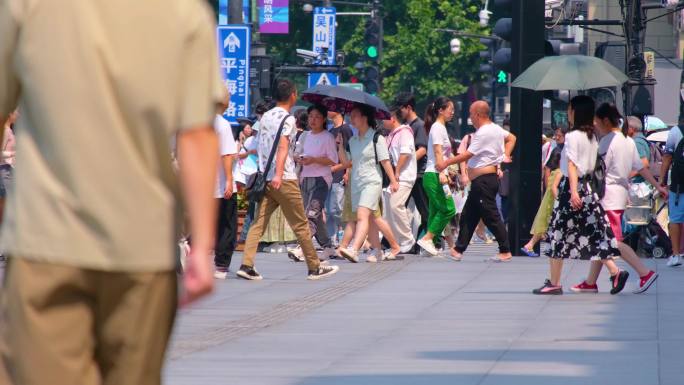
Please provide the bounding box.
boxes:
[422,172,456,237]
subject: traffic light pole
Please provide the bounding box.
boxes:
[508,0,545,256]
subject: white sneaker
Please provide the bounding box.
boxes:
[417,239,439,256]
[667,254,682,267]
[366,249,378,263]
[287,246,305,262]
[399,243,415,254]
[339,247,359,263]
[214,268,229,280]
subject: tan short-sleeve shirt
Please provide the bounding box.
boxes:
[0,0,224,271]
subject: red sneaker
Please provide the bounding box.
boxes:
[570,281,599,293]
[632,271,658,294]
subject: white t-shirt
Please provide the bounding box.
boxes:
[214,115,238,198]
[386,125,417,187]
[561,130,598,178]
[599,131,644,210]
[425,122,452,173]
[257,107,297,181]
[467,122,509,169]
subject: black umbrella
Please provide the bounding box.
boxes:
[301,84,391,120]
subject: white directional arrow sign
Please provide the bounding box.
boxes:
[224,32,240,53]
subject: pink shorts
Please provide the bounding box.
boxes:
[605,210,624,242]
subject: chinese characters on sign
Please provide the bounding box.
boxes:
[217,26,250,125]
[308,7,338,87]
[259,0,289,34]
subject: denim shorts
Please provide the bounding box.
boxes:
[669,192,684,224]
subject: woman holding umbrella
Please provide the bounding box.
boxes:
[339,103,402,263]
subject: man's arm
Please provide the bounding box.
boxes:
[504,132,517,161]
[661,154,673,186]
[395,153,410,177]
[222,153,234,198]
[177,128,219,305]
[415,146,427,161]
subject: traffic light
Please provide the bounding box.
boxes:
[479,38,494,75]
[363,13,381,95]
[364,18,380,60]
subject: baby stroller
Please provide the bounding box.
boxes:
[622,185,672,259]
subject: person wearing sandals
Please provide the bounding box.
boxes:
[532,95,624,295]
[415,97,457,256]
[520,134,564,257]
[339,104,402,263]
[570,103,667,294]
[436,101,516,262]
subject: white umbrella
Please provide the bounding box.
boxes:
[646,129,669,143]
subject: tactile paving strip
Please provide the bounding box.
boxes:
[169,257,414,360]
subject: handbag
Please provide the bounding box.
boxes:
[247,114,290,202]
[373,130,390,188]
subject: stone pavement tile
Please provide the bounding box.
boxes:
[479,340,658,385]
[658,340,684,385]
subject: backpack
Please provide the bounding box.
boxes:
[634,135,663,181]
[589,133,616,200]
[671,126,684,193]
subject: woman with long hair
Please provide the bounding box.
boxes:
[415,96,456,256]
[288,104,338,262]
[534,95,623,295]
[570,103,667,294]
[339,104,402,262]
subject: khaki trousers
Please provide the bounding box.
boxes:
[383,184,415,249]
[1,258,177,385]
[242,180,320,272]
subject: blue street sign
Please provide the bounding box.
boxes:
[308,7,338,88]
[217,25,250,125]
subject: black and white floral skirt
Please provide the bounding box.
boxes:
[542,176,619,260]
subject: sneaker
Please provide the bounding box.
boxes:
[610,270,629,295]
[307,265,339,280]
[366,254,378,263]
[449,249,463,262]
[237,265,263,281]
[532,279,563,295]
[417,238,439,256]
[570,281,598,293]
[287,246,305,262]
[382,250,404,261]
[214,267,229,280]
[667,255,682,267]
[633,271,659,294]
[399,243,415,254]
[339,247,359,263]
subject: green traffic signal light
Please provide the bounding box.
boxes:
[496,70,507,83]
[367,46,378,59]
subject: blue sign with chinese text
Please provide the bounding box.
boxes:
[217,25,250,125]
[308,7,338,87]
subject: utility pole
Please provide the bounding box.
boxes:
[507,0,545,254]
[229,0,243,24]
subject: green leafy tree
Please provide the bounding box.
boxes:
[344,0,487,103]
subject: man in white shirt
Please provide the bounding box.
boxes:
[437,101,516,262]
[238,79,339,281]
[213,106,238,280]
[382,108,418,252]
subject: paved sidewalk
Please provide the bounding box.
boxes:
[164,245,683,385]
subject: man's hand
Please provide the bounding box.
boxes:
[503,155,512,163]
[436,160,448,173]
[390,181,399,193]
[459,174,470,187]
[270,174,283,190]
[343,171,349,185]
[439,173,448,185]
[300,156,314,166]
[224,182,233,199]
[657,185,669,200]
[179,247,214,307]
